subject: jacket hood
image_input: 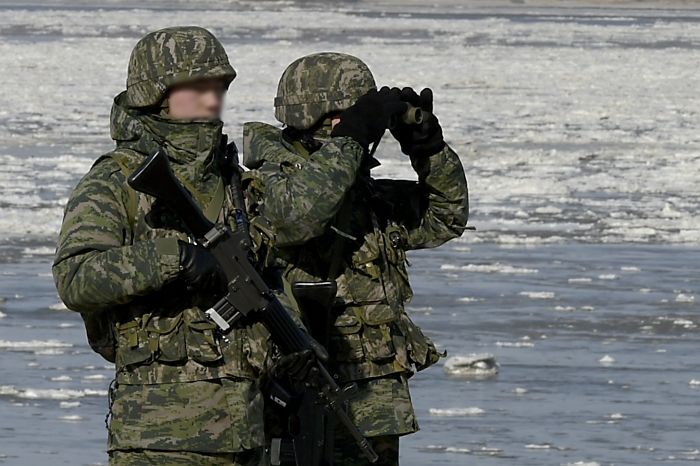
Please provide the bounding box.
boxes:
[110,91,225,202]
[110,91,224,169]
[110,91,147,145]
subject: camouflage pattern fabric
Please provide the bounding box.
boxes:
[109,447,264,465]
[274,53,376,130]
[242,123,365,246]
[242,119,468,438]
[344,375,417,437]
[109,378,264,453]
[53,72,268,453]
[126,26,236,108]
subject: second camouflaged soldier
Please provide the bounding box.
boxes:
[243,53,469,465]
[53,27,269,465]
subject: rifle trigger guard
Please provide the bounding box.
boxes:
[201,224,226,248]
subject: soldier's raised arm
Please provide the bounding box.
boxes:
[244,88,397,247]
[375,87,469,249]
[244,123,365,247]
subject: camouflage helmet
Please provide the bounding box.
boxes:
[274,52,376,130]
[125,26,236,108]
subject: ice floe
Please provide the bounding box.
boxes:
[441,263,538,274]
[599,355,615,365]
[59,401,80,408]
[672,318,695,328]
[444,354,499,377]
[457,297,484,303]
[21,246,55,255]
[520,291,555,299]
[675,294,695,303]
[423,444,471,454]
[0,385,107,400]
[50,375,72,382]
[568,277,592,284]
[429,407,485,417]
[0,339,72,352]
[49,302,69,311]
[496,341,535,348]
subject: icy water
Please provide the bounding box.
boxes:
[1,1,699,465]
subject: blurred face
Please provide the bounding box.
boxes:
[167,78,227,120]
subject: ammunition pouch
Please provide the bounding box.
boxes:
[114,307,225,370]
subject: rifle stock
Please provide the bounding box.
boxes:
[127,149,213,238]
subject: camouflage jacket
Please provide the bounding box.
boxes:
[242,122,469,382]
[53,93,270,386]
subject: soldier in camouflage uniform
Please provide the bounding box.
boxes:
[53,27,269,465]
[242,53,469,465]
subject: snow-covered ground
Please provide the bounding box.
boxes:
[1,1,699,246]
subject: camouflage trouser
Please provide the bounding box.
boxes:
[334,434,399,466]
[332,374,411,465]
[109,378,265,452]
[109,448,264,465]
[345,374,418,437]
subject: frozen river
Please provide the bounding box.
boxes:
[0,1,699,465]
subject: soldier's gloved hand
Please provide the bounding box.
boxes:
[178,240,227,293]
[271,349,316,384]
[390,87,445,158]
[331,86,401,150]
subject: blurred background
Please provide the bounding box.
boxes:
[0,1,698,465]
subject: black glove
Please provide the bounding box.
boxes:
[331,86,401,150]
[270,349,316,384]
[390,87,445,158]
[178,240,227,293]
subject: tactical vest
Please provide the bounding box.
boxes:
[82,148,269,385]
[243,123,442,383]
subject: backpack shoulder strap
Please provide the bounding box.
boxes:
[94,149,141,230]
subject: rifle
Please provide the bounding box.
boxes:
[268,281,342,466]
[127,147,378,464]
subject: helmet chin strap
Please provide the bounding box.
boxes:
[283,116,338,155]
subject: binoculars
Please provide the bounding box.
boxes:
[388,103,424,129]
